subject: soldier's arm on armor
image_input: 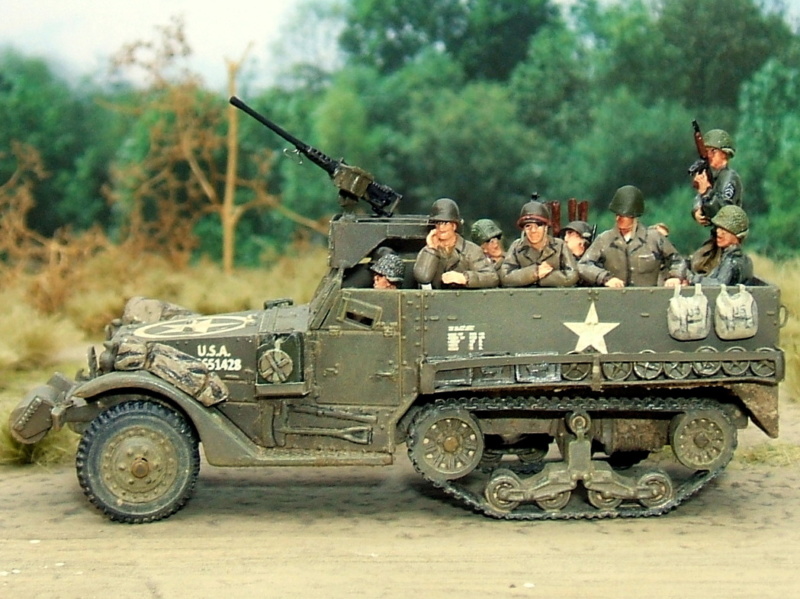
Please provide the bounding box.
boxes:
[462,245,500,288]
[577,239,613,286]
[413,247,440,285]
[539,244,579,288]
[660,236,687,285]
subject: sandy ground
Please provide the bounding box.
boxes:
[2,400,799,599]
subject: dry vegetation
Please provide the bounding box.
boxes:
[1,251,798,467]
[0,242,328,465]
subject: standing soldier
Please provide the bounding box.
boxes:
[500,200,578,288]
[691,128,743,226]
[579,185,684,288]
[471,218,505,271]
[413,198,499,289]
[689,205,753,286]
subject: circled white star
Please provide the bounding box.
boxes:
[135,315,251,339]
[563,302,620,354]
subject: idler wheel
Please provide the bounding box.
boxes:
[669,409,736,471]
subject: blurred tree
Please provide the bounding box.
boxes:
[577,0,794,109]
[107,17,324,272]
[339,0,557,80]
[0,50,115,234]
[737,58,800,257]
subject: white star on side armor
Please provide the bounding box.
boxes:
[563,302,620,354]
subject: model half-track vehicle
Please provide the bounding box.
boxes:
[9,98,786,523]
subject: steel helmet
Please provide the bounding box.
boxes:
[471,219,503,244]
[370,253,405,283]
[428,198,462,225]
[711,205,749,238]
[704,129,736,158]
[608,185,645,217]
[561,220,593,243]
[516,200,551,229]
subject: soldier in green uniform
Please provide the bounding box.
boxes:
[579,185,684,288]
[471,218,505,271]
[500,200,578,288]
[413,198,499,289]
[692,129,743,226]
[689,205,753,286]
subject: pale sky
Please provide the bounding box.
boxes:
[1,0,301,90]
[2,0,799,92]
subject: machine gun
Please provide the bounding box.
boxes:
[230,96,402,217]
[688,119,714,196]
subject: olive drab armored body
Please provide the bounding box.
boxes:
[9,100,786,523]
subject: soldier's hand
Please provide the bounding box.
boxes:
[605,277,625,288]
[663,277,682,289]
[693,208,710,226]
[426,229,440,249]
[694,172,711,194]
[442,271,467,286]
[538,263,554,280]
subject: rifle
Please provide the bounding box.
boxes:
[688,119,714,194]
[230,96,402,217]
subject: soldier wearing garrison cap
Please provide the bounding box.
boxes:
[413,198,499,289]
[499,200,578,288]
[579,185,684,288]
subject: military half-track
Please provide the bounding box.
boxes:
[9,103,785,524]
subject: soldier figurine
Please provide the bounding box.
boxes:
[560,220,594,259]
[500,200,578,288]
[691,128,743,226]
[471,218,505,271]
[690,128,744,274]
[370,253,405,289]
[689,205,753,286]
[579,185,684,288]
[413,198,499,289]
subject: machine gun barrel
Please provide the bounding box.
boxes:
[230,96,401,217]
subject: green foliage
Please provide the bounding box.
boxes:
[339,0,557,80]
[0,51,122,234]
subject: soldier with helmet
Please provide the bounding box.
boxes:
[370,253,405,289]
[692,128,743,227]
[560,220,594,260]
[499,200,578,288]
[579,185,684,288]
[689,205,753,286]
[471,218,505,271]
[413,198,499,289]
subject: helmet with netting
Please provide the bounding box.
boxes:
[471,219,503,244]
[704,129,736,158]
[711,204,749,238]
[370,253,405,283]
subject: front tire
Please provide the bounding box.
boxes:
[76,400,199,523]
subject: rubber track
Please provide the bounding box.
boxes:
[407,394,735,520]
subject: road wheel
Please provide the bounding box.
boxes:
[408,406,484,481]
[76,400,199,523]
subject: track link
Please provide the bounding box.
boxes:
[407,394,735,520]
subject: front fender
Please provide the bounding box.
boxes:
[71,371,267,466]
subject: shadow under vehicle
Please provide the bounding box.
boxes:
[9,100,786,523]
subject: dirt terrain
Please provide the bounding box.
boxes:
[2,399,799,599]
